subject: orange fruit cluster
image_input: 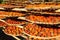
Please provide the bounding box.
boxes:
[6,19,25,24]
[0,4,23,8]
[26,15,60,23]
[25,3,60,9]
[4,26,23,36]
[0,16,7,19]
[0,21,7,27]
[24,24,60,37]
[0,11,25,17]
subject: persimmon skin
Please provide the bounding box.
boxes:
[4,26,23,36]
[6,19,25,24]
[24,24,60,37]
[27,15,60,23]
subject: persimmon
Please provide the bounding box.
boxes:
[6,19,25,24]
[26,15,60,23]
[24,24,60,37]
[0,11,25,17]
[4,26,23,36]
[0,21,7,27]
